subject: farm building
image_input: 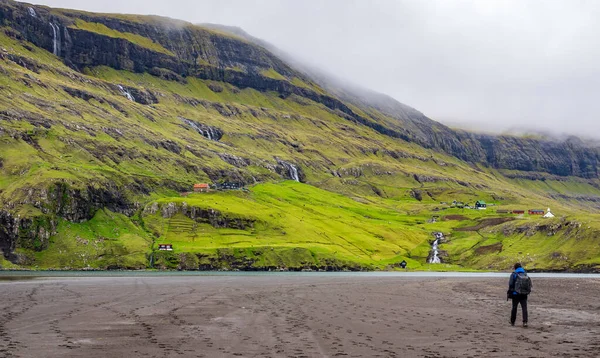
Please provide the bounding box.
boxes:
[193,183,210,192]
[529,209,545,215]
[158,244,173,251]
[475,200,487,209]
[543,208,555,218]
[496,209,510,214]
[513,210,525,214]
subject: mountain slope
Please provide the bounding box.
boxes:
[202,23,600,179]
[0,0,599,271]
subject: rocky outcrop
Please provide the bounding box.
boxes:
[0,211,19,259]
[62,86,128,113]
[0,210,56,260]
[159,140,182,154]
[115,85,158,105]
[0,180,144,261]
[47,182,135,222]
[146,202,256,230]
[180,117,223,141]
[219,153,250,167]
[201,167,254,185]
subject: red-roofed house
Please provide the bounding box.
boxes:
[193,183,210,193]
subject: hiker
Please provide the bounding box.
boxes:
[507,263,532,327]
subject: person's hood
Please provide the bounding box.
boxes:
[515,267,526,273]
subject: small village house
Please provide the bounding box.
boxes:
[193,183,210,193]
[158,244,173,251]
[475,200,487,210]
[529,209,545,215]
[513,210,525,214]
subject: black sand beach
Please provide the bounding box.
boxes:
[1,275,599,357]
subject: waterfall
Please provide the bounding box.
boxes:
[117,85,135,102]
[289,164,299,182]
[428,232,443,264]
[179,117,221,141]
[183,119,202,133]
[28,7,37,17]
[279,161,299,182]
[49,23,60,56]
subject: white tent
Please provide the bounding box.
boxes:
[543,208,555,218]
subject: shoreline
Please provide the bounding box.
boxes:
[1,265,600,274]
[3,269,600,279]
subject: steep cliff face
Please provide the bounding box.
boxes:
[3,1,598,179]
[2,1,409,152]
[0,2,313,93]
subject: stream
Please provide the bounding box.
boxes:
[428,232,444,264]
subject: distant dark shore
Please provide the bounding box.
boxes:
[1,268,492,275]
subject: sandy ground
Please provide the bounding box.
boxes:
[0,275,599,358]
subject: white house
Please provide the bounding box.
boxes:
[543,208,555,218]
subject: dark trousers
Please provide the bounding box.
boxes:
[511,294,528,324]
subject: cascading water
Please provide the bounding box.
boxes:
[180,118,221,141]
[183,119,202,134]
[428,232,443,264]
[289,164,299,182]
[49,23,59,56]
[283,162,300,182]
[117,85,136,102]
[28,7,37,17]
[277,160,300,182]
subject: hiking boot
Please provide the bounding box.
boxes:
[523,322,528,328]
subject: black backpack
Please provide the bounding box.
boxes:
[514,272,532,295]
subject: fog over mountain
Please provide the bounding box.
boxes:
[31,0,600,137]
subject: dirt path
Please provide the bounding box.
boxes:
[1,275,599,357]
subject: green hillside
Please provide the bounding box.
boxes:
[0,0,599,271]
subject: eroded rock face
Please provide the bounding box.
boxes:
[201,167,254,186]
[154,202,256,230]
[0,180,143,261]
[0,211,19,259]
[115,85,158,105]
[219,153,250,167]
[180,118,224,141]
[0,211,56,259]
[45,182,135,222]
[159,140,182,154]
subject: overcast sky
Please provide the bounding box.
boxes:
[31,0,600,136]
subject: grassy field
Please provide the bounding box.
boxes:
[135,181,599,271]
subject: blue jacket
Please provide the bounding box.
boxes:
[508,267,526,295]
